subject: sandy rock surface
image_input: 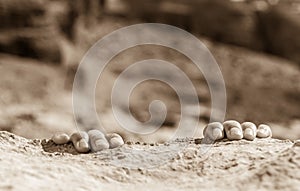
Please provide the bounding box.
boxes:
[1,131,299,191]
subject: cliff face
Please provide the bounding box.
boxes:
[0,131,299,191]
[0,1,299,142]
[1,20,300,141]
[0,0,300,65]
[0,0,103,63]
[0,0,62,63]
[122,0,300,65]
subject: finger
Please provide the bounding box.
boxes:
[70,131,90,153]
[223,120,243,140]
[51,133,70,145]
[203,122,224,141]
[106,133,124,149]
[241,122,257,141]
[88,130,109,152]
[257,124,272,138]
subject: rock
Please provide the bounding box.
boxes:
[116,0,300,64]
[191,0,263,50]
[0,0,63,63]
[123,0,263,50]
[0,131,299,190]
[0,28,62,63]
[257,1,300,65]
[0,0,47,29]
[0,0,105,63]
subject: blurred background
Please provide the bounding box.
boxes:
[0,0,299,142]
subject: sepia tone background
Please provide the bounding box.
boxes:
[0,0,299,142]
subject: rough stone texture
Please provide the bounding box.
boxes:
[0,16,300,141]
[0,28,62,63]
[0,0,62,63]
[120,0,300,65]
[0,0,47,29]
[124,0,263,50]
[1,0,300,65]
[0,0,104,63]
[0,131,299,191]
[257,1,300,65]
[191,0,263,50]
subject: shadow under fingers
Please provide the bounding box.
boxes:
[41,139,80,155]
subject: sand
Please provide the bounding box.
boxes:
[0,131,299,191]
